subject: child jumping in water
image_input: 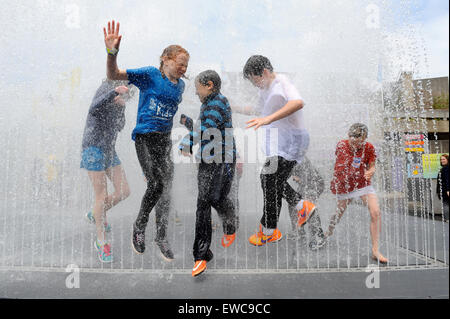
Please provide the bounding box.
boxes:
[233,55,317,247]
[326,123,388,264]
[179,70,237,277]
[81,79,132,262]
[180,114,242,232]
[287,156,327,250]
[103,20,189,261]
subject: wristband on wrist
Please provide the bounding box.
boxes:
[106,47,119,56]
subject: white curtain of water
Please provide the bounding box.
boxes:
[0,0,447,272]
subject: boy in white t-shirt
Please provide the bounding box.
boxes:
[234,55,321,247]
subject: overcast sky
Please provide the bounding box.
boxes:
[416,0,449,78]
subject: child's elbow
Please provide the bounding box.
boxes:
[107,72,120,80]
[290,99,304,112]
[107,69,127,81]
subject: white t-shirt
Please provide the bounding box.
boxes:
[255,74,309,163]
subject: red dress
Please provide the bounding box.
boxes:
[330,140,376,195]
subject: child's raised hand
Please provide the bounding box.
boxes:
[103,20,122,50]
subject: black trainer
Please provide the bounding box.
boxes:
[132,225,146,254]
[156,239,174,262]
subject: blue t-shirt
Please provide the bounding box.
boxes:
[126,66,185,140]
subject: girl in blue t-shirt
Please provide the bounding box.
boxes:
[103,20,189,261]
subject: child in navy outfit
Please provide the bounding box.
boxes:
[179,70,237,277]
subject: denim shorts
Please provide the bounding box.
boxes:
[80,146,121,171]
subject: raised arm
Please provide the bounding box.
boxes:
[103,20,128,80]
[90,84,118,115]
[246,99,304,130]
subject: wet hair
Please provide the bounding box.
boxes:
[441,154,449,167]
[348,123,368,139]
[243,55,274,79]
[195,70,221,93]
[159,45,190,79]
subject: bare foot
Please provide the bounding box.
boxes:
[372,251,388,264]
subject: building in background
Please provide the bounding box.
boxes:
[382,72,449,217]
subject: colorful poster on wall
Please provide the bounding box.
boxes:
[404,133,425,152]
[422,153,445,178]
[407,162,423,178]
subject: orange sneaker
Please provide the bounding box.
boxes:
[221,233,236,248]
[248,225,282,246]
[296,200,316,227]
[192,260,207,277]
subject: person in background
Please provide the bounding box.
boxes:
[437,154,449,222]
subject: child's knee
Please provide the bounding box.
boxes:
[121,185,131,199]
[147,179,163,194]
[370,209,381,221]
[337,204,347,215]
[114,188,130,202]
